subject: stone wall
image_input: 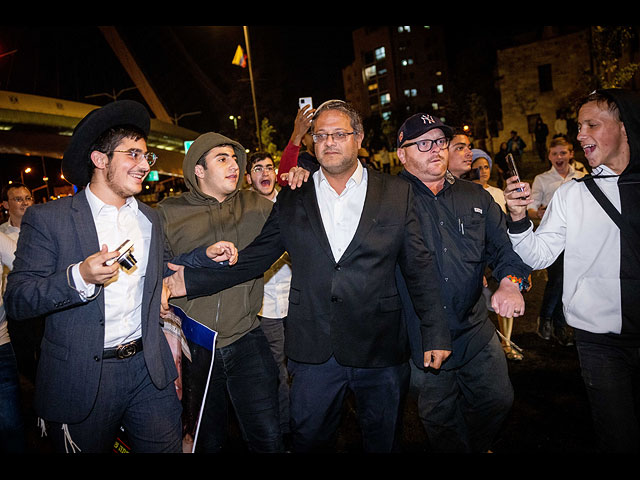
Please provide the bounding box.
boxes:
[496,29,591,151]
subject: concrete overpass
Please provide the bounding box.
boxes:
[0,89,199,178]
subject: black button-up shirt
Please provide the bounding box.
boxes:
[398,169,531,369]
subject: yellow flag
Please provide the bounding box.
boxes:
[232,45,247,68]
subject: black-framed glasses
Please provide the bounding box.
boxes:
[113,150,158,167]
[312,131,356,143]
[402,137,450,152]
[251,165,275,174]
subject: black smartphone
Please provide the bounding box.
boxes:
[506,153,524,192]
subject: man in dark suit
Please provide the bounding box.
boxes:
[4,101,186,453]
[165,100,451,452]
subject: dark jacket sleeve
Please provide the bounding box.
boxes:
[184,200,286,299]
[396,187,451,355]
[4,206,86,320]
[484,195,531,286]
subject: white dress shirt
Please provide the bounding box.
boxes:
[0,232,16,346]
[72,185,151,348]
[259,190,292,319]
[529,165,585,211]
[313,160,368,262]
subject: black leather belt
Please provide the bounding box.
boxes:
[103,338,143,359]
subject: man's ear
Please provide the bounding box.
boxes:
[90,151,107,170]
[194,164,205,180]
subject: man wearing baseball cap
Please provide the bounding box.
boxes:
[4,100,189,453]
[395,113,531,453]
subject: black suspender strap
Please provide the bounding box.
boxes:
[583,176,625,230]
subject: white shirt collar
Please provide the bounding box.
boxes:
[315,159,366,193]
[84,183,139,217]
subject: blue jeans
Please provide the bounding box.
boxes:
[259,316,290,434]
[197,327,283,453]
[47,350,182,453]
[576,340,640,453]
[0,342,25,453]
[289,356,409,452]
[410,333,513,453]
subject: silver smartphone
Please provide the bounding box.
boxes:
[298,97,313,110]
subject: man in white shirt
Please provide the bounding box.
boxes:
[166,100,451,452]
[0,183,42,384]
[0,231,24,452]
[504,88,640,453]
[4,101,191,453]
[527,137,585,345]
[0,183,33,242]
[245,151,293,439]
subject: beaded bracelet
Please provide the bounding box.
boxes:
[506,274,524,291]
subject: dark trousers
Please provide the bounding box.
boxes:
[48,350,182,453]
[0,342,25,453]
[259,316,290,435]
[197,327,283,453]
[576,339,640,453]
[410,334,513,453]
[288,355,409,453]
[539,252,567,328]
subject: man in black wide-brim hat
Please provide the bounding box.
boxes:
[4,100,192,453]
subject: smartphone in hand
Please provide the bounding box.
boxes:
[506,153,524,193]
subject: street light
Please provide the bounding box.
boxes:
[21,167,31,184]
[229,115,241,130]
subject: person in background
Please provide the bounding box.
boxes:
[507,130,526,163]
[245,151,293,443]
[1,183,41,384]
[526,136,585,346]
[534,117,549,162]
[469,149,521,361]
[0,231,24,453]
[447,130,473,177]
[277,104,318,186]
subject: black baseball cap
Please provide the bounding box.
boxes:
[397,113,453,148]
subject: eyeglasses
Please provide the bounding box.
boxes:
[312,131,356,143]
[251,165,275,174]
[402,137,450,152]
[113,150,158,167]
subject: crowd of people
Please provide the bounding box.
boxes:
[0,87,638,455]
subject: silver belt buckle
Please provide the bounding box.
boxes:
[116,341,138,359]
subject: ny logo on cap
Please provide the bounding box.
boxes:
[421,114,435,124]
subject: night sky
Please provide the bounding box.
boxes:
[0,26,358,142]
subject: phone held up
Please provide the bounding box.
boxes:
[299,97,313,110]
[505,153,525,194]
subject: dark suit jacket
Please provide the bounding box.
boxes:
[4,189,177,424]
[185,168,450,368]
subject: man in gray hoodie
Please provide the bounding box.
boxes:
[157,132,281,453]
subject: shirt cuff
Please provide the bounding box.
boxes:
[71,262,96,301]
[507,213,533,235]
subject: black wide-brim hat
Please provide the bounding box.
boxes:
[62,100,151,186]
